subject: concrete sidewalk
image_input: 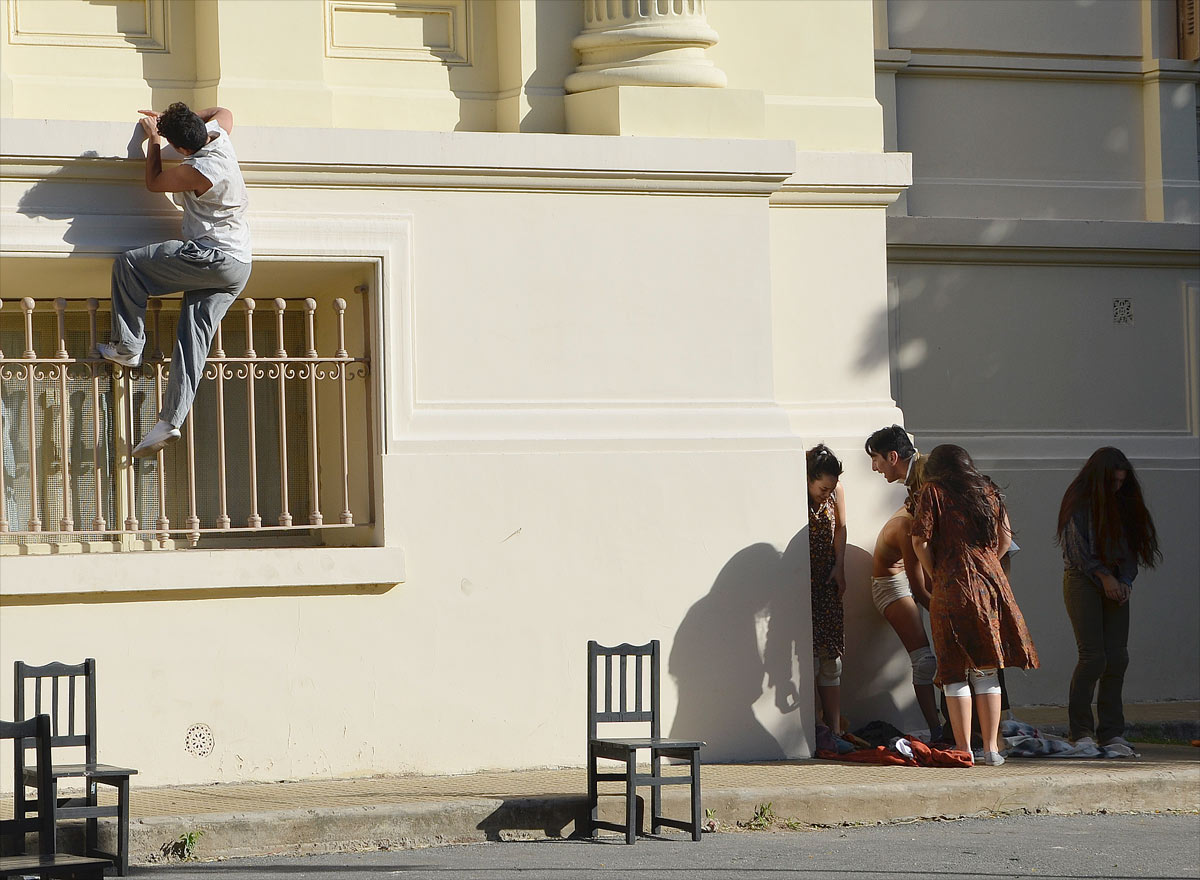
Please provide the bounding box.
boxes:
[12,703,1200,866]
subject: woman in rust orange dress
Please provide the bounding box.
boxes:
[911,444,1038,765]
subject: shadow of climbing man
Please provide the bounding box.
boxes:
[14,127,183,255]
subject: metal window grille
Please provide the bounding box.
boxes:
[0,294,371,549]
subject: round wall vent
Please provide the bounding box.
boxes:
[184,723,215,757]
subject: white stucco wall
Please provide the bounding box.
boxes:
[0,120,913,786]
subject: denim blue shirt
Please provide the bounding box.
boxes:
[1061,508,1138,588]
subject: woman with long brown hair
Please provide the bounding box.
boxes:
[1057,447,1160,748]
[911,444,1039,765]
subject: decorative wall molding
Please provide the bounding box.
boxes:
[243,213,410,459]
[0,121,799,198]
[887,216,1200,267]
[7,0,168,52]
[1185,281,1200,437]
[771,185,907,208]
[324,0,470,64]
[0,546,406,596]
[906,433,1200,469]
[770,150,912,209]
[394,404,803,453]
[1,154,793,198]
[903,177,1151,227]
[880,53,1200,84]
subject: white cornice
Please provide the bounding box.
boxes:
[0,119,799,197]
[770,151,912,208]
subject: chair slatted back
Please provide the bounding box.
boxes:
[0,714,56,855]
[14,659,97,762]
[587,641,661,739]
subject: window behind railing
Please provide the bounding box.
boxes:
[0,294,372,550]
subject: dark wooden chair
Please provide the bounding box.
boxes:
[586,640,704,844]
[14,660,138,876]
[1,714,111,879]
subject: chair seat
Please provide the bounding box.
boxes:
[0,852,110,879]
[23,761,138,781]
[591,736,705,751]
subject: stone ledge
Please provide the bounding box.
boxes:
[0,545,405,596]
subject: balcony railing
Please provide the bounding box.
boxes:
[0,294,371,550]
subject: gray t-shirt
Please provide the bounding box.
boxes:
[173,120,251,262]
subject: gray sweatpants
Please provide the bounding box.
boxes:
[109,240,252,427]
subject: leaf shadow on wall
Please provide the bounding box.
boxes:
[854,224,1036,416]
[667,535,810,763]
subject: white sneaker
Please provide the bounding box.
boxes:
[132,419,181,458]
[1072,736,1097,747]
[1101,735,1133,748]
[97,342,142,368]
[983,750,1006,766]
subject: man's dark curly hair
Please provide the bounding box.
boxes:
[864,424,915,460]
[156,102,208,152]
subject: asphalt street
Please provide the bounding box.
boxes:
[129,812,1200,879]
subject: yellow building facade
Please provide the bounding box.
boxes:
[0,0,1195,789]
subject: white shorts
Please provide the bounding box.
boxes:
[871,571,913,614]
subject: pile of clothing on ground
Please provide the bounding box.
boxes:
[1000,719,1140,758]
[814,717,1140,766]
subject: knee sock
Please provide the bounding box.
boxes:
[969,667,1001,695]
[909,647,937,686]
[816,655,842,687]
[943,668,1001,698]
[942,679,971,699]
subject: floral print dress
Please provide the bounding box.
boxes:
[911,482,1039,686]
[809,495,844,660]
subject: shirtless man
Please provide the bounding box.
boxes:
[871,505,942,737]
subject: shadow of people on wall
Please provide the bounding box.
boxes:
[668,530,929,761]
[668,538,807,762]
[759,528,813,751]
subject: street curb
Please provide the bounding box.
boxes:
[698,767,1200,826]
[104,763,1200,865]
[126,798,586,863]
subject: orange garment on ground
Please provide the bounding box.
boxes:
[816,741,974,768]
